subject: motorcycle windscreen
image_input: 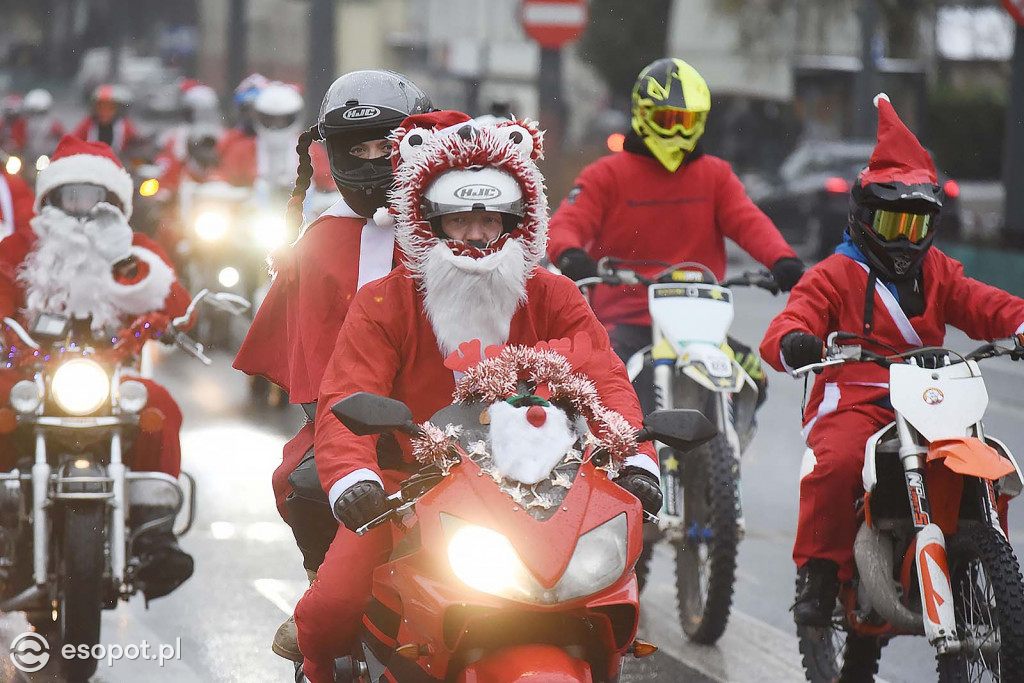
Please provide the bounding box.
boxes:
[648,283,733,353]
[889,362,988,443]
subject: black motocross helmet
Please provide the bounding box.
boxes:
[317,70,431,197]
[848,178,943,282]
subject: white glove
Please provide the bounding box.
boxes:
[83,202,133,265]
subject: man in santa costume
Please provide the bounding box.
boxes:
[760,95,1024,627]
[233,70,432,661]
[0,162,34,246]
[71,85,139,158]
[0,136,195,600]
[292,111,662,682]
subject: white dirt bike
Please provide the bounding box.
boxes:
[577,259,776,644]
[793,332,1024,682]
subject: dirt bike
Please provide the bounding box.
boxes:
[324,385,717,682]
[576,259,777,644]
[0,290,246,681]
[792,333,1024,682]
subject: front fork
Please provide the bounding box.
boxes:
[895,413,958,651]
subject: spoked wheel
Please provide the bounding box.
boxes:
[58,504,105,682]
[673,434,740,644]
[797,620,885,683]
[938,524,1024,682]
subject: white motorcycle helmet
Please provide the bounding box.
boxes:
[182,85,219,124]
[253,83,303,132]
[422,166,526,239]
[23,89,53,115]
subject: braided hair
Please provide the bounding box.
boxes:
[286,125,320,237]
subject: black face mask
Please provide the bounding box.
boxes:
[326,127,395,194]
[341,185,390,218]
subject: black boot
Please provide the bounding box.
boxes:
[793,559,840,627]
[132,505,194,602]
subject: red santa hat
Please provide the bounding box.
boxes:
[388,109,548,276]
[34,135,134,219]
[860,93,937,187]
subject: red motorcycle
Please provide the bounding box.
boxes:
[328,390,715,683]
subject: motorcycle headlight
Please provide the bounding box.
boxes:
[443,512,628,605]
[195,211,229,242]
[218,266,241,288]
[10,380,42,414]
[116,380,148,414]
[51,359,110,415]
[4,155,21,175]
[35,155,49,172]
[253,214,289,250]
[139,178,159,197]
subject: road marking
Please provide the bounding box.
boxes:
[253,578,300,616]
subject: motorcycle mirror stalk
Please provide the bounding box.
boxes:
[635,409,718,452]
[331,392,424,437]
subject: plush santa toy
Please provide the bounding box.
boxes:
[5,135,189,331]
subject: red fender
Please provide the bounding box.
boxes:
[456,644,593,683]
[928,437,1015,481]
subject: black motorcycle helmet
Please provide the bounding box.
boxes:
[848,179,943,282]
[318,70,431,197]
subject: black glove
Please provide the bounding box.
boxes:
[333,481,388,533]
[770,257,806,292]
[781,332,825,370]
[557,248,599,282]
[615,467,663,517]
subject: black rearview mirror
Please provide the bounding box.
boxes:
[638,409,718,452]
[331,392,419,436]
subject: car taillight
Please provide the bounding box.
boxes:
[824,177,849,194]
[943,179,960,199]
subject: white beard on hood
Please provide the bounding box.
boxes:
[421,238,529,357]
[18,209,126,331]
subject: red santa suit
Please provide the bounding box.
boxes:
[0,169,35,266]
[760,99,1024,581]
[71,116,139,157]
[546,142,796,328]
[214,130,334,190]
[0,116,27,154]
[233,198,397,519]
[0,137,191,477]
[294,112,657,683]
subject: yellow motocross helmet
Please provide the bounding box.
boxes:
[631,58,711,172]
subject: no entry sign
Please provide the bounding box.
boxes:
[521,0,589,49]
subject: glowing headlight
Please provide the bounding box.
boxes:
[51,359,110,415]
[195,211,229,241]
[10,380,42,414]
[443,512,628,605]
[218,266,240,288]
[35,155,49,172]
[139,178,160,197]
[5,155,21,175]
[253,214,289,250]
[116,380,148,413]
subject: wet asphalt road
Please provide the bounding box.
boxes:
[2,261,1024,682]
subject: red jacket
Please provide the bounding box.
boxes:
[0,169,35,252]
[547,150,796,328]
[314,265,657,506]
[760,248,1024,434]
[233,200,396,403]
[71,116,139,156]
[215,132,334,191]
[0,117,26,153]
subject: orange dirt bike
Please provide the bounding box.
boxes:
[792,333,1024,682]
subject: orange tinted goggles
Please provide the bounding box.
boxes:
[648,107,705,135]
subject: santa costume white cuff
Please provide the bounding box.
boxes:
[328,469,384,521]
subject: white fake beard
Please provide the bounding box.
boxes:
[421,239,529,357]
[487,401,579,485]
[18,210,123,330]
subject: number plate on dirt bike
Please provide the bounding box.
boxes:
[648,283,733,354]
[889,362,988,442]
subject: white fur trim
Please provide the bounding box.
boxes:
[873,93,890,107]
[328,468,384,521]
[0,175,13,240]
[1015,321,1024,335]
[357,216,395,289]
[487,401,578,485]
[372,206,395,227]
[322,196,361,219]
[624,454,660,481]
[107,246,175,314]
[799,448,817,480]
[34,153,134,219]
[421,239,528,356]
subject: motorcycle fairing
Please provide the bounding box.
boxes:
[648,283,733,353]
[455,643,594,682]
[889,362,988,443]
[369,455,641,681]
